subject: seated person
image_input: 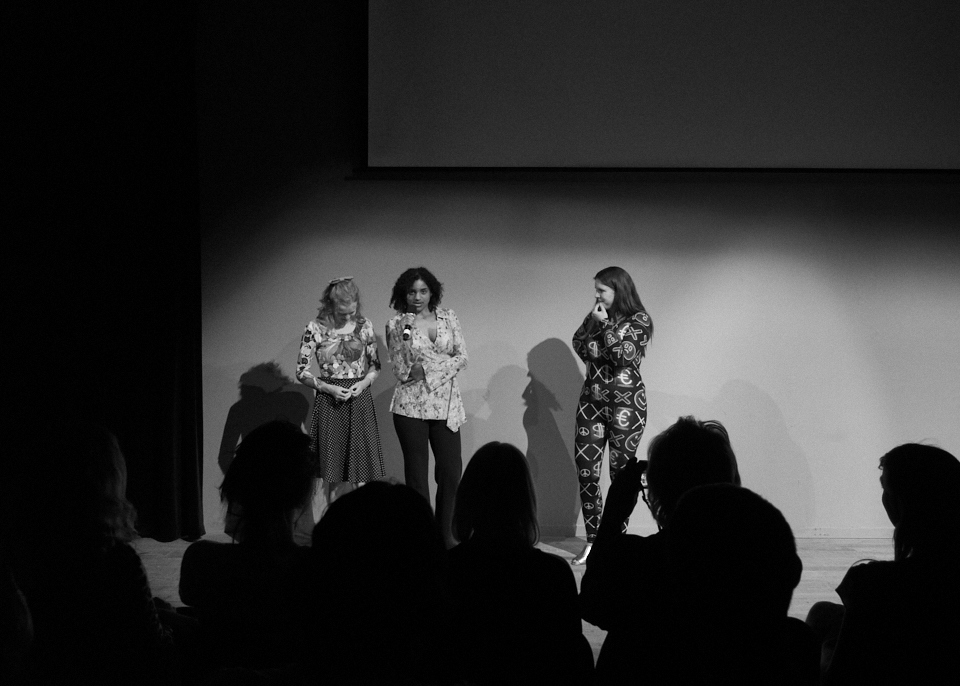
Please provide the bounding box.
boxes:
[179,420,314,672]
[664,484,818,685]
[305,481,452,686]
[579,416,740,684]
[3,422,175,685]
[447,442,594,685]
[814,444,960,685]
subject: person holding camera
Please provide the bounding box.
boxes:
[579,416,742,683]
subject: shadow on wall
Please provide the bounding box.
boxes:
[463,364,528,462]
[217,362,312,475]
[716,379,815,531]
[524,338,584,538]
[649,379,815,532]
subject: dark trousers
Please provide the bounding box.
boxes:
[393,413,462,547]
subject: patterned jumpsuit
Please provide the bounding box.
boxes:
[573,310,652,542]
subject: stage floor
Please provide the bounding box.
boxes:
[136,535,892,662]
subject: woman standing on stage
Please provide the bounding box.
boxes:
[296,277,384,504]
[387,267,468,549]
[571,266,653,564]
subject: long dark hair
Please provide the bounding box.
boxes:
[389,267,443,313]
[595,265,653,337]
[453,442,539,548]
[880,444,960,563]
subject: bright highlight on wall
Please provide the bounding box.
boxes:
[202,176,960,537]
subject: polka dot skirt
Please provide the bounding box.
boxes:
[309,378,385,483]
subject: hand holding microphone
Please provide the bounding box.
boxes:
[401,314,415,341]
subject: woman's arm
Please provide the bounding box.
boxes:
[350,320,381,396]
[109,543,174,657]
[823,565,884,685]
[422,310,468,391]
[572,313,599,363]
[598,312,652,369]
[386,317,416,383]
[296,323,319,387]
[296,322,340,397]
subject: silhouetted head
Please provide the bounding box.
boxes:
[594,266,652,334]
[220,420,314,542]
[453,442,539,548]
[309,482,448,680]
[312,481,444,572]
[669,484,801,621]
[645,416,741,527]
[879,443,960,562]
[317,276,363,328]
[5,422,137,555]
[238,361,294,393]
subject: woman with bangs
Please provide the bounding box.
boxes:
[570,266,653,565]
[296,277,384,502]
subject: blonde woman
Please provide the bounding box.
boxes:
[296,277,384,501]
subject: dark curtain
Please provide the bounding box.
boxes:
[10,6,204,540]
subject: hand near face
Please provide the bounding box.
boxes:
[591,301,609,322]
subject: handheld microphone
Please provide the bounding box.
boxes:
[402,323,413,341]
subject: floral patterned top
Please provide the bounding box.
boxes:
[296,316,380,385]
[386,308,468,432]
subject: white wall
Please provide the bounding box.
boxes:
[201,175,960,538]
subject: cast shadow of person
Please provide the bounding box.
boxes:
[524,338,583,539]
[217,362,312,476]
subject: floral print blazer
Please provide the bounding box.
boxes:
[296,316,380,385]
[386,308,468,432]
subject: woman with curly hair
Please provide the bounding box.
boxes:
[386,266,468,548]
[179,420,315,673]
[296,277,385,502]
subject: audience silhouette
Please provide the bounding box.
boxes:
[179,420,315,675]
[2,423,176,685]
[809,443,960,685]
[7,407,957,686]
[1,558,33,686]
[447,441,594,685]
[307,480,453,685]
[663,483,818,685]
[579,415,741,684]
